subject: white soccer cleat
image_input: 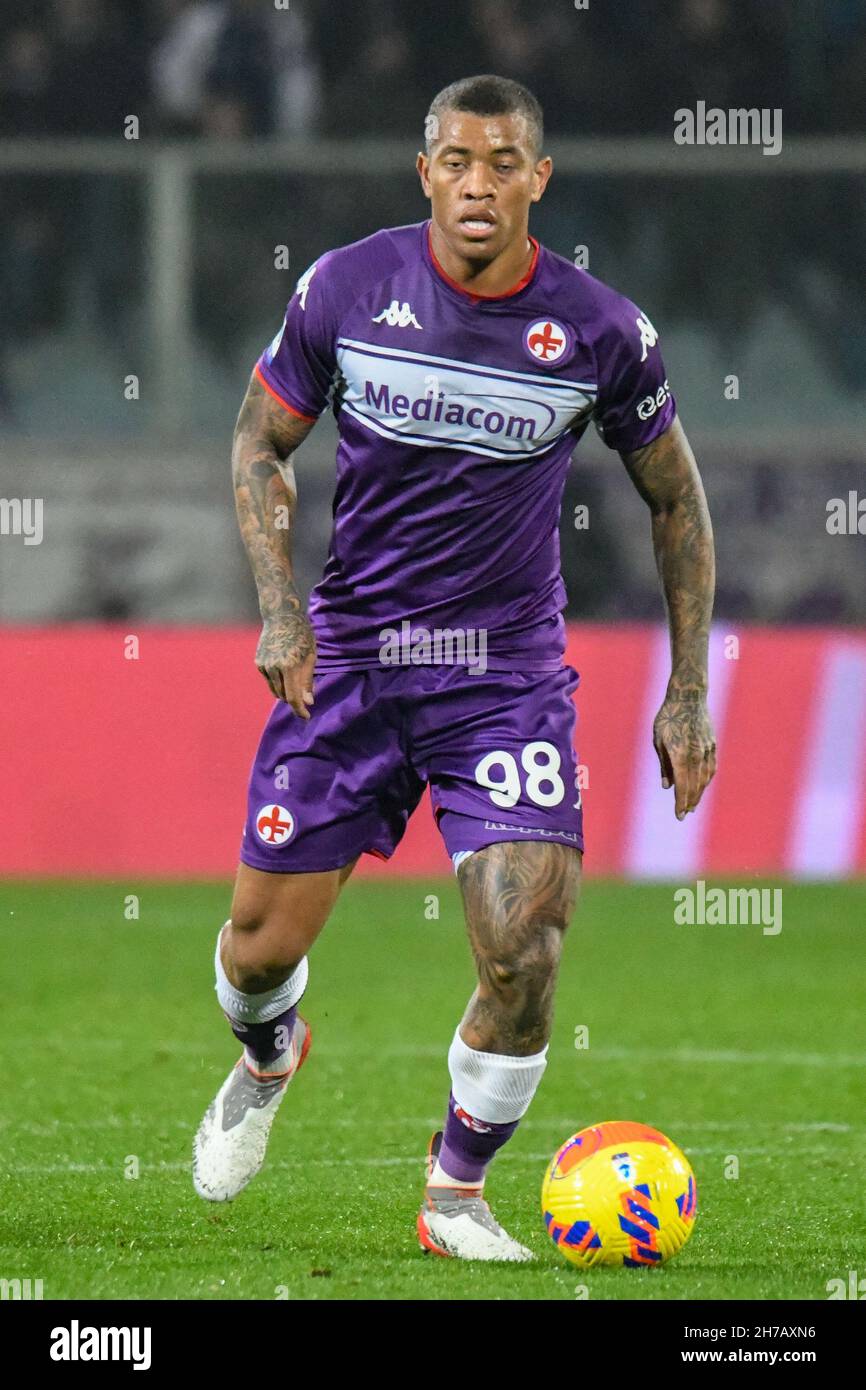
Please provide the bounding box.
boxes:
[416,1131,535,1263]
[192,1015,311,1202]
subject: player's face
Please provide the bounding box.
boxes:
[417,110,552,261]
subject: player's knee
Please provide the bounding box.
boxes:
[487,956,519,989]
[484,917,565,997]
[225,912,304,992]
[233,959,296,994]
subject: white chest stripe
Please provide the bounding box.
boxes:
[335,338,596,459]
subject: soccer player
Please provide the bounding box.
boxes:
[193,75,716,1261]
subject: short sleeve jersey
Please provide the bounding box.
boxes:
[255,220,675,669]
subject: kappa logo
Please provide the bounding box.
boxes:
[295,261,319,312]
[635,310,658,362]
[372,300,423,329]
[523,319,571,365]
[266,321,285,359]
[255,803,296,846]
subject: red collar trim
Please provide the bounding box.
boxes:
[426,223,539,303]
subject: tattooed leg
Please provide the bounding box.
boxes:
[457,841,582,1055]
[425,842,582,1208]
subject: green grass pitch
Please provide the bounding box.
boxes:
[1,879,864,1301]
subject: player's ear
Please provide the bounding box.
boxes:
[531,155,553,203]
[416,151,432,197]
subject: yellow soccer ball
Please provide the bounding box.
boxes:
[541,1120,697,1267]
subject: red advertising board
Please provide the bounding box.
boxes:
[2,625,865,878]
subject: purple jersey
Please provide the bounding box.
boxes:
[255,220,675,669]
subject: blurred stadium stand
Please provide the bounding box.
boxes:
[4,0,866,140]
[1,0,865,626]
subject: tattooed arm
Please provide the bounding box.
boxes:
[621,416,717,819]
[232,372,318,716]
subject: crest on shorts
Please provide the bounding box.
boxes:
[255,803,296,846]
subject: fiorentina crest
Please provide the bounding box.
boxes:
[523,318,572,366]
[255,803,296,846]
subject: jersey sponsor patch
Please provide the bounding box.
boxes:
[636,378,672,420]
[254,803,296,846]
[335,338,595,459]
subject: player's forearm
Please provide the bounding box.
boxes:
[233,443,301,619]
[623,419,715,697]
[651,481,715,696]
[231,374,313,620]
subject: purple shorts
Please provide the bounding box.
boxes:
[240,664,584,873]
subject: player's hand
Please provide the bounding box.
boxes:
[255,614,316,717]
[652,688,716,820]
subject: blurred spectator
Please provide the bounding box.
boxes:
[48,0,147,134]
[150,1,226,133]
[466,0,586,133]
[151,0,319,136]
[0,24,53,135]
[203,0,276,137]
[309,0,416,136]
[668,0,789,114]
[822,0,866,132]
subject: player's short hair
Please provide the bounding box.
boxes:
[425,75,544,161]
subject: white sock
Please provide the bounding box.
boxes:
[448,1028,548,1122]
[427,1031,550,1190]
[213,923,309,1075]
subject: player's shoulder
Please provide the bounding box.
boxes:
[536,243,650,344]
[299,222,424,309]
